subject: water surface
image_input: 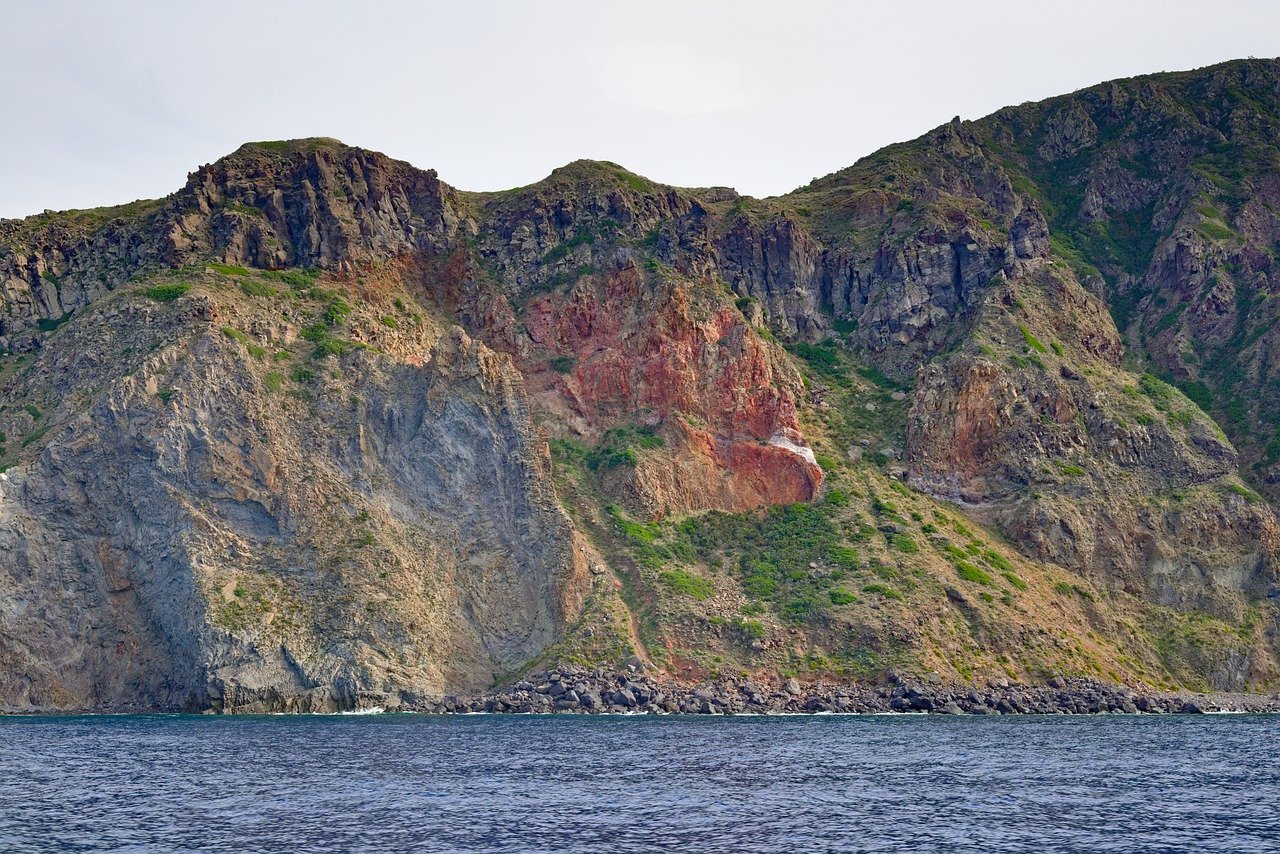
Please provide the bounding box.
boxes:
[2,713,1277,852]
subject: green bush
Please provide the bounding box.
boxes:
[587,425,663,470]
[240,279,276,298]
[660,568,713,600]
[829,545,858,568]
[300,323,328,341]
[607,504,660,545]
[324,298,352,325]
[829,588,857,605]
[1227,483,1260,503]
[1002,571,1028,590]
[263,372,284,392]
[742,564,779,599]
[680,503,851,626]
[21,426,49,448]
[1019,325,1048,354]
[262,268,320,289]
[862,583,904,601]
[955,561,995,586]
[222,326,266,359]
[1196,220,1234,241]
[889,533,918,553]
[780,593,825,624]
[549,355,576,374]
[312,338,352,358]
[1052,580,1094,600]
[982,549,1012,571]
[145,283,190,302]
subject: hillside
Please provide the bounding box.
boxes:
[2,59,1279,711]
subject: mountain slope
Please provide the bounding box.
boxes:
[2,59,1279,711]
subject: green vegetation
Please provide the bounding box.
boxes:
[21,426,49,448]
[660,568,713,600]
[144,283,191,303]
[261,268,321,289]
[1196,219,1235,242]
[549,355,576,374]
[542,226,605,264]
[889,533,918,553]
[1226,483,1260,503]
[222,326,266,359]
[297,297,360,359]
[37,312,73,333]
[678,502,857,625]
[1019,324,1048,354]
[1002,571,1028,591]
[586,425,663,470]
[607,504,660,546]
[240,279,276,298]
[1054,580,1095,601]
[829,588,857,605]
[861,583,904,601]
[323,298,352,326]
[955,561,995,586]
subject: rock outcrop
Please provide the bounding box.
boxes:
[4,59,1280,710]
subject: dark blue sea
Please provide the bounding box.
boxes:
[1,713,1277,852]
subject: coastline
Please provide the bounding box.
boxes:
[5,666,1280,717]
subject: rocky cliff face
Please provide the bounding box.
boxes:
[0,274,588,711]
[3,59,1280,709]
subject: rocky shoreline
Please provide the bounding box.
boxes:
[401,665,1280,717]
[6,666,1280,716]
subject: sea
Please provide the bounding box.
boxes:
[1,712,1277,852]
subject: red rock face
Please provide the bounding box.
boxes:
[521,266,822,514]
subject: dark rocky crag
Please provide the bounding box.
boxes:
[426,665,1280,717]
[3,60,1280,713]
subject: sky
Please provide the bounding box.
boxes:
[2,0,1279,219]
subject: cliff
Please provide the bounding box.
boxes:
[3,59,1280,711]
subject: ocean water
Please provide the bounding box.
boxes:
[1,713,1277,852]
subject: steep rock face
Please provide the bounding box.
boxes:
[0,283,588,711]
[3,59,1280,706]
[905,260,1277,608]
[166,139,473,269]
[519,266,821,515]
[976,60,1280,492]
[0,139,473,349]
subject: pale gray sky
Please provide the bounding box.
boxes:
[3,0,1279,219]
